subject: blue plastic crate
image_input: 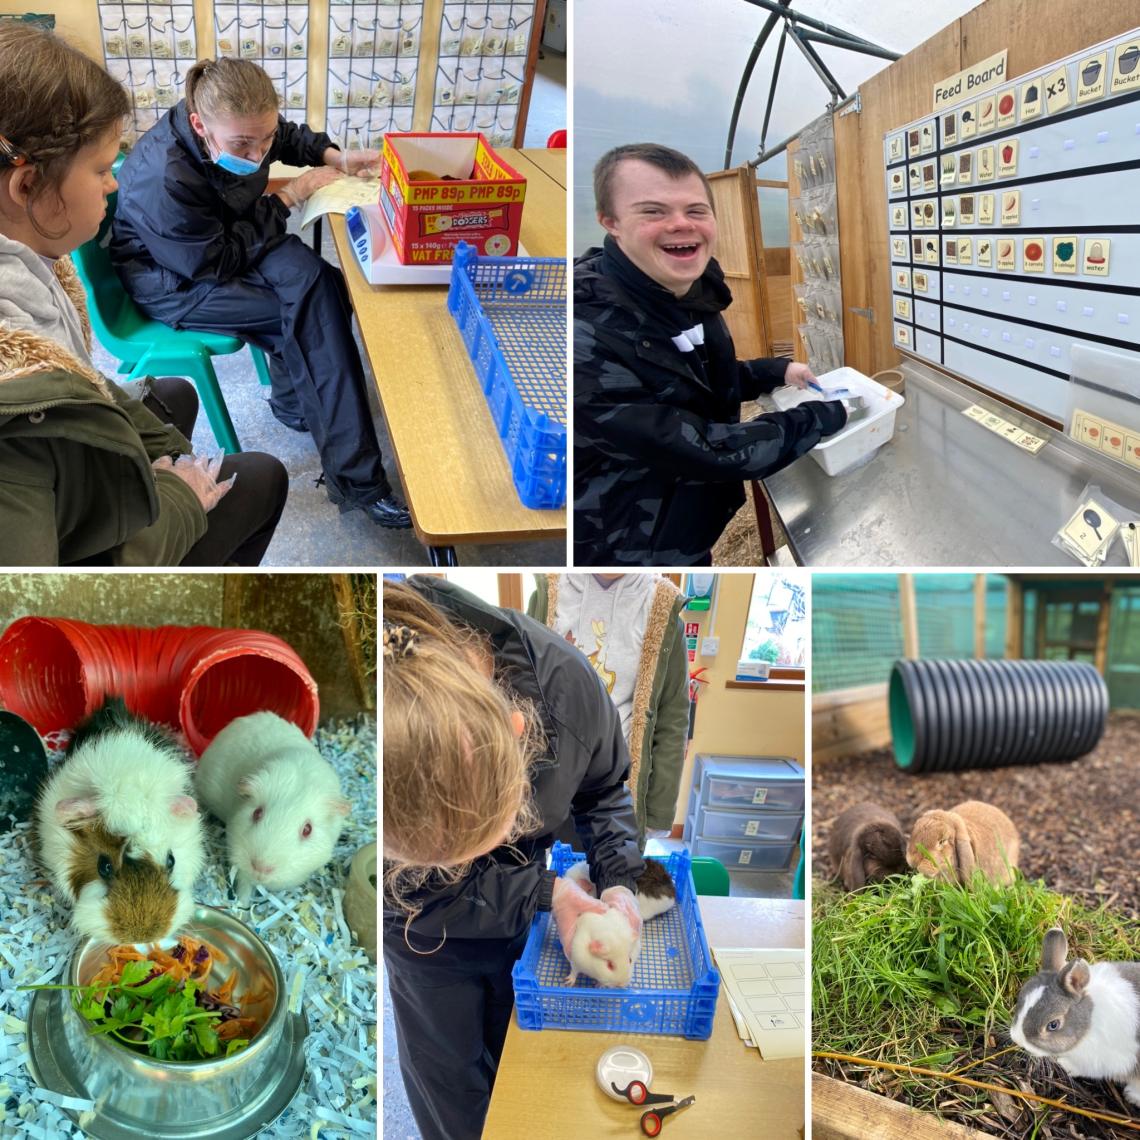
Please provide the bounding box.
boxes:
[511,843,720,1039]
[446,241,566,510]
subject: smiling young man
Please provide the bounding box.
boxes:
[574,143,848,566]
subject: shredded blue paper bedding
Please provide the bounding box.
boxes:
[0,717,377,1139]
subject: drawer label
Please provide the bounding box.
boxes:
[752,788,769,805]
[738,849,753,864]
[745,820,761,836]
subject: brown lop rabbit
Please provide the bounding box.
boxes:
[907,799,1020,885]
[828,802,908,891]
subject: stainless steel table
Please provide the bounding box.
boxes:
[762,362,1140,566]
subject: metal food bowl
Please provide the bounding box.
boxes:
[26,905,307,1139]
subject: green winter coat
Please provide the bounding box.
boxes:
[0,260,206,566]
[528,574,690,850]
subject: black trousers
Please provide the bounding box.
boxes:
[384,930,528,1140]
[138,236,391,509]
[145,377,287,566]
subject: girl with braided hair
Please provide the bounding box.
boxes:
[383,576,645,1140]
[0,23,287,565]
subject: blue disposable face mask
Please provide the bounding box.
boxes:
[204,128,269,177]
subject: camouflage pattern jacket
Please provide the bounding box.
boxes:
[573,245,845,566]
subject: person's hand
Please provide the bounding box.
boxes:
[600,885,643,943]
[283,164,342,206]
[784,360,816,389]
[551,873,608,950]
[337,147,381,176]
[153,453,235,512]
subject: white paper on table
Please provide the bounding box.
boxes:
[299,176,382,230]
[723,990,755,1048]
[712,948,805,1060]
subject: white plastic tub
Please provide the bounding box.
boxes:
[771,366,905,476]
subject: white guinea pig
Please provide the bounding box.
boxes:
[566,906,640,988]
[193,712,350,900]
[34,697,204,944]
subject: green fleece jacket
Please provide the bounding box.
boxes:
[528,574,690,850]
[0,252,206,565]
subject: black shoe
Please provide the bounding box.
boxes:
[364,495,412,528]
[268,397,308,433]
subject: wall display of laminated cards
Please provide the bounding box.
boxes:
[882,23,1140,421]
[1069,408,1140,470]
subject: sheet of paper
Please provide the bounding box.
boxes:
[711,948,805,1060]
[299,175,382,230]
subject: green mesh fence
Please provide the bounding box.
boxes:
[984,576,1009,657]
[812,575,904,694]
[1107,584,1140,709]
[813,574,1009,694]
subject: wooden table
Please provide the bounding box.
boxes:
[482,897,806,1140]
[331,148,566,563]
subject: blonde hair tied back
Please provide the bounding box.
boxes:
[185,57,280,121]
[381,581,544,952]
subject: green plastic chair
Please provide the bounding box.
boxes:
[689,856,731,897]
[71,190,272,454]
[792,829,806,901]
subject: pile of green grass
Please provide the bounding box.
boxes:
[813,872,1140,1066]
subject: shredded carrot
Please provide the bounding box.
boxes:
[216,1017,258,1040]
[214,971,238,1004]
[93,935,262,1043]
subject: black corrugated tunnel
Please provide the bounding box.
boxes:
[888,658,1108,773]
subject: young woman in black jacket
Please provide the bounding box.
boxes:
[383,577,645,1140]
[111,57,410,529]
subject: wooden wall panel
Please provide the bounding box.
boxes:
[812,684,891,763]
[834,0,1140,379]
[764,248,790,277]
[709,167,771,360]
[768,274,793,350]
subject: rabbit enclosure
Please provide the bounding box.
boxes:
[811,574,1140,1140]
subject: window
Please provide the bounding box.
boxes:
[737,572,808,680]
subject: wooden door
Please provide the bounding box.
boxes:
[707,167,772,360]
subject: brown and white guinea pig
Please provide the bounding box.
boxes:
[1010,927,1140,1107]
[906,799,1020,886]
[193,712,350,901]
[828,802,908,891]
[33,696,204,944]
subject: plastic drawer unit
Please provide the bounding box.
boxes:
[692,837,797,870]
[682,755,805,875]
[695,805,802,843]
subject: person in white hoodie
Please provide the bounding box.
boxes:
[0,23,286,566]
[528,573,689,850]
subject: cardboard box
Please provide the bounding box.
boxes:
[378,132,526,264]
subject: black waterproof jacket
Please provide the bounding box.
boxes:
[574,246,846,566]
[382,577,645,958]
[109,101,335,303]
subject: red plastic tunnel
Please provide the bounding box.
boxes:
[0,618,319,755]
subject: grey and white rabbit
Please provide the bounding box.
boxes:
[828,801,907,891]
[1010,927,1140,1106]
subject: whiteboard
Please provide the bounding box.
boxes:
[883,26,1140,422]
